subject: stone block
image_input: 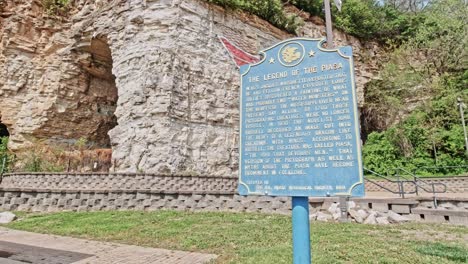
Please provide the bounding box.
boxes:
[405,214,421,221]
[71,199,81,207]
[371,203,389,213]
[390,204,411,214]
[57,199,67,206]
[438,202,457,209]
[349,209,363,223]
[321,201,335,210]
[142,199,152,207]
[387,210,410,223]
[0,212,16,223]
[364,212,377,225]
[357,209,368,219]
[376,217,390,225]
[448,216,468,225]
[424,214,447,223]
[317,212,332,222]
[31,205,47,212]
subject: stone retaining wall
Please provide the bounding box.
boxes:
[2,173,466,194]
[0,188,290,214]
[1,173,467,225]
[0,173,290,214]
[364,177,468,193]
[0,173,237,193]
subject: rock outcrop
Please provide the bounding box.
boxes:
[0,0,380,175]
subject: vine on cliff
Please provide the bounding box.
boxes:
[205,0,303,33]
[42,0,70,15]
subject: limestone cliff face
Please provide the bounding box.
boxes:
[0,0,380,175]
[0,0,118,150]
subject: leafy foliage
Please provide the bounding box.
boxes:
[21,145,65,173]
[42,0,70,15]
[406,0,468,74]
[205,0,303,33]
[362,0,468,175]
[0,137,11,173]
[290,0,323,16]
[7,138,112,173]
[205,0,448,45]
[292,0,423,43]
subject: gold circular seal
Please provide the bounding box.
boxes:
[278,42,305,67]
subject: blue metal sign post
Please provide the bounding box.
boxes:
[292,196,311,263]
[239,38,365,263]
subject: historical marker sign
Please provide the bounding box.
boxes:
[239,38,364,197]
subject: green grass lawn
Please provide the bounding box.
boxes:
[3,211,467,263]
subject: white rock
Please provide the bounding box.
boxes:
[368,210,379,216]
[357,209,368,219]
[364,212,377,225]
[328,203,340,214]
[317,212,332,222]
[347,201,356,209]
[309,213,318,221]
[0,212,16,224]
[376,217,390,225]
[349,209,363,223]
[377,212,388,217]
[333,212,341,220]
[387,210,410,223]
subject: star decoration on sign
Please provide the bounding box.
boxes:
[269,57,275,64]
[308,50,316,57]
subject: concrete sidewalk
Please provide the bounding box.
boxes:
[0,227,217,264]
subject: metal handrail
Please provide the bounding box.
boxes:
[364,166,449,206]
[364,168,417,198]
[393,167,447,195]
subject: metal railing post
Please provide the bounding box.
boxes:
[431,184,438,208]
[400,180,405,198]
[396,174,405,198]
[414,175,419,196]
[457,98,468,157]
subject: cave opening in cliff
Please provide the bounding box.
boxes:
[82,36,118,148]
[0,122,9,138]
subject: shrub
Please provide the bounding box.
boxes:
[205,0,303,33]
[0,137,11,173]
[42,0,70,15]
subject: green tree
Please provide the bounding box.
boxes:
[362,0,468,175]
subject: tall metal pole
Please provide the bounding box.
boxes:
[457,98,468,157]
[290,4,336,263]
[325,0,349,222]
[290,5,336,262]
[292,197,311,264]
[324,0,334,48]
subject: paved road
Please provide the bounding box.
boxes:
[0,227,217,264]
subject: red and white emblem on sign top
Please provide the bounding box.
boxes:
[219,36,260,67]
